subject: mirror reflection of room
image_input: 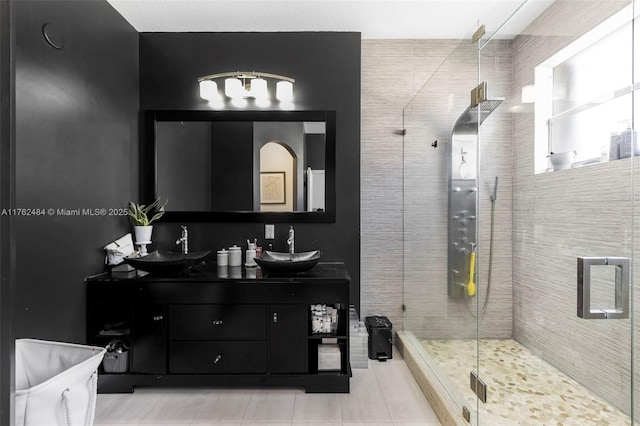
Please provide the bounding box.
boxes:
[155,120,326,213]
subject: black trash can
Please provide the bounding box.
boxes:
[365,316,393,361]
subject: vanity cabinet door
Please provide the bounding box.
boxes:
[269,304,308,373]
[131,304,167,374]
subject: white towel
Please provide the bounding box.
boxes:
[104,233,135,265]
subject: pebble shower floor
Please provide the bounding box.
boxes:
[421,339,629,425]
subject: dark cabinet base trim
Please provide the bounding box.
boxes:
[97,372,350,394]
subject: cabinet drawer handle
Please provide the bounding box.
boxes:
[212,319,223,325]
[214,354,222,364]
[153,315,164,321]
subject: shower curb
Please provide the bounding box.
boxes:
[396,331,469,426]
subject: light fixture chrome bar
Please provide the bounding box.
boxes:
[198,71,295,83]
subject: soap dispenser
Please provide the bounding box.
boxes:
[245,239,257,267]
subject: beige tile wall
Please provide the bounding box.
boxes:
[360,39,480,331]
[361,39,460,330]
[511,0,633,415]
[361,37,514,340]
[362,0,639,418]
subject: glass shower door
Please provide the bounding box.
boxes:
[402,36,482,423]
[478,1,635,424]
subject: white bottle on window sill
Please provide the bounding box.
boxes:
[620,127,632,158]
[610,132,620,161]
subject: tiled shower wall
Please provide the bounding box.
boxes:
[511,0,633,415]
[361,38,514,339]
[360,39,459,330]
[362,0,639,417]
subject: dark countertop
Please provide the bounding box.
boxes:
[86,261,349,284]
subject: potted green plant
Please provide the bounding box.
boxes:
[128,197,168,244]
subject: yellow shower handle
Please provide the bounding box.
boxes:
[467,249,476,297]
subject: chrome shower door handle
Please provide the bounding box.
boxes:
[577,257,630,319]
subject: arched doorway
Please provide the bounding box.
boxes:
[259,141,297,212]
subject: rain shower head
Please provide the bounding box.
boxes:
[452,97,504,134]
[470,98,504,114]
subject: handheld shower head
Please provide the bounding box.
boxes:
[490,176,498,202]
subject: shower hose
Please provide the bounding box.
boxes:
[464,192,496,318]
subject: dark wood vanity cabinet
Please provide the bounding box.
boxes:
[86,262,350,393]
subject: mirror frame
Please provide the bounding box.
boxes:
[143,109,336,223]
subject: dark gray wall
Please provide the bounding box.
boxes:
[157,121,212,211]
[13,1,139,343]
[211,122,254,210]
[305,134,325,170]
[11,22,360,347]
[140,32,361,308]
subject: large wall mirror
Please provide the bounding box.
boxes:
[143,110,336,222]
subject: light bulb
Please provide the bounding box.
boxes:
[225,78,242,98]
[276,81,293,102]
[199,80,219,101]
[250,78,268,100]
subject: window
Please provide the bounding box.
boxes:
[534,5,635,173]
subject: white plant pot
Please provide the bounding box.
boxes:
[133,225,153,244]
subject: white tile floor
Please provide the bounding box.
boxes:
[94,348,441,425]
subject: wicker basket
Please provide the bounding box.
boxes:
[102,350,128,373]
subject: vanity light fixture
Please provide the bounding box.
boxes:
[198,71,295,106]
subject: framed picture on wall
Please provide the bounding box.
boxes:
[260,172,286,204]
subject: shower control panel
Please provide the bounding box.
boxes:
[448,178,477,298]
[447,86,501,300]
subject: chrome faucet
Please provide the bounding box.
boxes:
[176,225,188,254]
[287,225,295,254]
